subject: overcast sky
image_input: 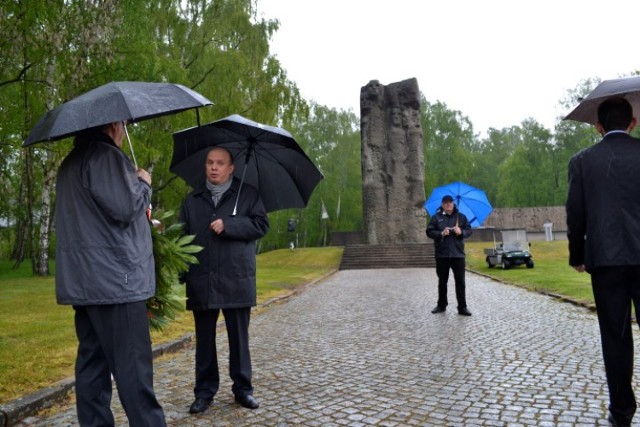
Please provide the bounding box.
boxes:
[257,0,640,136]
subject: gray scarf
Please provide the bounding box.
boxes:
[205,178,232,206]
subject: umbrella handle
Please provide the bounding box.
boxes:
[231,145,255,216]
[231,165,246,216]
[123,123,138,168]
[232,145,254,216]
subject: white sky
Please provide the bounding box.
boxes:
[257,0,640,136]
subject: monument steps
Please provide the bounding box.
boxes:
[339,243,435,270]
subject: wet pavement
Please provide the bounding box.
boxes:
[13,268,640,426]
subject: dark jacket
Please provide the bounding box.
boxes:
[55,132,155,305]
[566,132,640,271]
[179,177,269,310]
[426,206,472,258]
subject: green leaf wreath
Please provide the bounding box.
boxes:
[147,210,202,331]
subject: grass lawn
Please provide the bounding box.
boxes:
[465,240,594,306]
[0,247,343,403]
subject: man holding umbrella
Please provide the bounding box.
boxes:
[179,147,269,414]
[24,80,213,425]
[567,97,640,427]
[426,195,473,316]
[55,121,166,426]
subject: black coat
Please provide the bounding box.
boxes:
[179,177,269,310]
[566,132,640,271]
[426,206,471,258]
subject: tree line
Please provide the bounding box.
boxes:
[0,1,636,276]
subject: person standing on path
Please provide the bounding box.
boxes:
[567,97,640,427]
[179,147,269,414]
[426,195,472,316]
[55,122,167,427]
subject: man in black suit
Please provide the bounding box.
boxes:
[567,97,640,427]
[180,147,269,414]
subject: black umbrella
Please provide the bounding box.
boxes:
[171,114,324,213]
[23,81,213,157]
[565,75,640,125]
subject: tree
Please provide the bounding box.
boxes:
[470,126,523,207]
[495,119,555,207]
[258,103,361,250]
[420,98,476,193]
[0,0,306,272]
[1,1,120,273]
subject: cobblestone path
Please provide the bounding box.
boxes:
[17,269,640,426]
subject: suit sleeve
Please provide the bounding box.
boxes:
[426,215,442,241]
[222,190,269,241]
[460,214,472,239]
[178,197,191,235]
[566,155,586,266]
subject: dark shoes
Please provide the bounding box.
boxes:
[189,397,212,414]
[458,307,472,316]
[235,394,260,409]
[608,412,631,427]
[190,394,259,413]
[432,306,472,315]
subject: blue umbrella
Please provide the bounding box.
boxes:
[424,181,493,227]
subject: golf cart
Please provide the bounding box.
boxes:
[484,228,534,269]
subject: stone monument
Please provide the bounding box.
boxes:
[360,78,425,244]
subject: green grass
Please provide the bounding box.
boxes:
[465,240,594,306]
[0,247,343,403]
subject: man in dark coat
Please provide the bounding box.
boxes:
[567,97,640,427]
[55,121,166,426]
[179,147,269,414]
[426,195,473,316]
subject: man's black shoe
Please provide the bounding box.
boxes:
[431,306,446,314]
[189,397,212,414]
[235,394,260,409]
[458,307,472,316]
[608,411,631,427]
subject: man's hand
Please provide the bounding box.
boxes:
[210,219,225,235]
[137,168,151,185]
[573,265,586,273]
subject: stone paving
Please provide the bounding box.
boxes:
[14,268,640,426]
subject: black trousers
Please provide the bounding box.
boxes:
[74,301,166,427]
[591,266,640,424]
[193,307,253,400]
[435,257,467,309]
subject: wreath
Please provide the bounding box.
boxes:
[147,210,202,331]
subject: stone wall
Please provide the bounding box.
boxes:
[483,206,566,233]
[360,78,426,244]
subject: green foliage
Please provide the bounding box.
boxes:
[2,1,640,264]
[1,0,306,269]
[258,103,361,251]
[495,119,555,207]
[421,98,476,192]
[148,210,202,331]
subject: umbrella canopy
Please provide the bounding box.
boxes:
[424,181,493,228]
[564,75,640,125]
[171,114,324,213]
[23,81,213,146]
